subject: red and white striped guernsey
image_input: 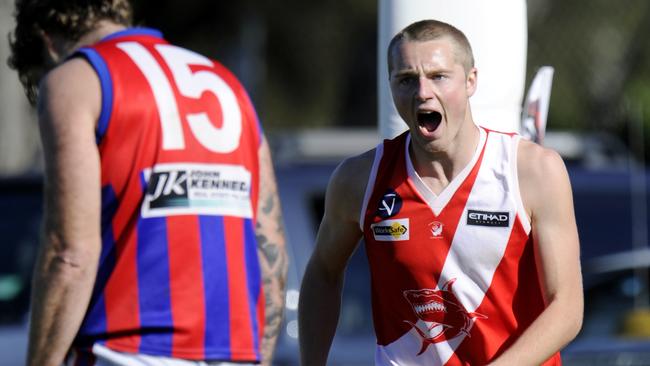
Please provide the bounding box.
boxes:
[69,28,264,362]
[360,127,561,365]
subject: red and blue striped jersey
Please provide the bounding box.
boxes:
[72,28,264,361]
[360,128,561,365]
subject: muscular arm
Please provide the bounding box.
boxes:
[298,151,373,366]
[27,59,102,365]
[489,141,583,365]
[255,138,288,366]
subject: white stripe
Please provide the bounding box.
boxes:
[406,128,487,216]
[510,134,531,234]
[359,144,384,230]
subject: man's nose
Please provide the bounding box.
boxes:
[416,77,435,101]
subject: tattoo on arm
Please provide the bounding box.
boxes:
[256,173,288,365]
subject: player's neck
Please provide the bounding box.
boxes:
[47,21,127,63]
[76,21,128,50]
[410,122,480,193]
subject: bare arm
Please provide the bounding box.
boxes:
[255,137,288,366]
[489,141,583,365]
[27,58,102,365]
[298,151,373,366]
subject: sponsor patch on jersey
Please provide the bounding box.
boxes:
[376,188,402,219]
[141,163,253,218]
[466,209,510,227]
[428,221,444,238]
[370,218,409,241]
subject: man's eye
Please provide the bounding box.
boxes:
[399,77,415,86]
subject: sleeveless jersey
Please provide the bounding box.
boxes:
[360,128,561,365]
[72,28,264,362]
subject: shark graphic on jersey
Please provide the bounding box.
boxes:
[402,279,487,356]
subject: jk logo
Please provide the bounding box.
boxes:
[147,170,189,209]
[377,189,402,219]
[150,171,187,200]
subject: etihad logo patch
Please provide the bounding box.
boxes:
[466,209,510,227]
[370,218,409,241]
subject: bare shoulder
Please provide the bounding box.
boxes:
[39,56,101,124]
[331,148,376,189]
[325,148,377,222]
[517,139,573,217]
[517,139,568,183]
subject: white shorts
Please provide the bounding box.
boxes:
[65,344,258,366]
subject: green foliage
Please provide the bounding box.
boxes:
[527,0,650,161]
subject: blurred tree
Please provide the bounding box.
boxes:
[132,0,377,130]
[527,0,650,162]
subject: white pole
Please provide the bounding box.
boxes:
[378,0,528,139]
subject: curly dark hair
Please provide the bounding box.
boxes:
[7,0,133,104]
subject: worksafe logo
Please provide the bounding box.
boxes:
[370,218,409,241]
[141,163,253,218]
[377,188,402,219]
[466,209,510,227]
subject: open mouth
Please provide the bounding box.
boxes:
[417,111,442,132]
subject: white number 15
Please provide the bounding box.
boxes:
[117,42,242,153]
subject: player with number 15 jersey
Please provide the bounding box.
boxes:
[72,28,264,361]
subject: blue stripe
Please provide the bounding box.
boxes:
[101,27,163,42]
[75,48,113,144]
[243,218,262,359]
[136,216,173,355]
[199,216,231,357]
[77,185,118,340]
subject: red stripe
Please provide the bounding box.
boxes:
[447,217,559,365]
[104,226,141,351]
[98,35,150,353]
[166,215,206,358]
[224,216,255,359]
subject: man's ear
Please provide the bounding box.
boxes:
[40,31,68,65]
[466,67,477,97]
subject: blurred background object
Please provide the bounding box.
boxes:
[1,0,649,365]
[2,0,650,167]
[3,0,650,169]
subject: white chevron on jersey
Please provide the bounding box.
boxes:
[406,129,487,217]
[372,128,530,366]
